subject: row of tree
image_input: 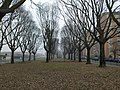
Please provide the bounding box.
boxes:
[35,2,60,62]
[0,1,60,63]
[0,0,120,67]
[0,7,42,64]
[60,0,120,67]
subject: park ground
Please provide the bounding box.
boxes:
[0,60,120,90]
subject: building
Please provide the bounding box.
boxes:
[104,12,120,59]
[83,12,120,59]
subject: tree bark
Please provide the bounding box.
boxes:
[68,52,70,60]
[78,43,82,62]
[113,51,116,59]
[48,52,51,60]
[33,53,36,61]
[0,0,26,21]
[86,47,91,64]
[78,50,82,62]
[106,0,120,26]
[63,53,66,59]
[70,53,73,60]
[99,43,106,67]
[74,50,76,61]
[28,52,31,61]
[22,52,25,62]
[11,50,14,64]
[46,51,49,63]
[0,13,5,21]
[52,54,54,59]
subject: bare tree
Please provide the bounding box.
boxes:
[4,10,24,64]
[61,33,69,59]
[65,3,95,63]
[26,21,39,61]
[50,38,59,59]
[0,22,4,52]
[32,35,42,61]
[18,8,32,62]
[61,25,74,60]
[73,8,96,64]
[61,0,120,67]
[0,13,16,53]
[61,23,85,62]
[0,0,26,21]
[0,19,8,52]
[36,3,59,62]
[106,0,120,26]
[59,3,86,62]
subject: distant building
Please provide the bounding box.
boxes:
[83,12,120,59]
[103,12,120,59]
[91,12,120,59]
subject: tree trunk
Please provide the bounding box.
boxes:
[0,13,5,21]
[0,0,26,21]
[46,51,49,63]
[113,52,116,59]
[33,53,36,61]
[68,52,70,60]
[0,50,1,60]
[53,54,55,59]
[86,47,91,64]
[74,50,76,61]
[57,52,58,58]
[70,53,73,60]
[51,54,53,59]
[11,50,14,64]
[79,50,82,62]
[22,52,25,62]
[29,52,31,61]
[99,43,106,67]
[63,53,66,59]
[49,53,51,60]
[0,47,2,53]
[49,52,51,60]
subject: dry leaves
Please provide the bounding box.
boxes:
[0,60,120,90]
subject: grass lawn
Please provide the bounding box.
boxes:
[0,60,120,90]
